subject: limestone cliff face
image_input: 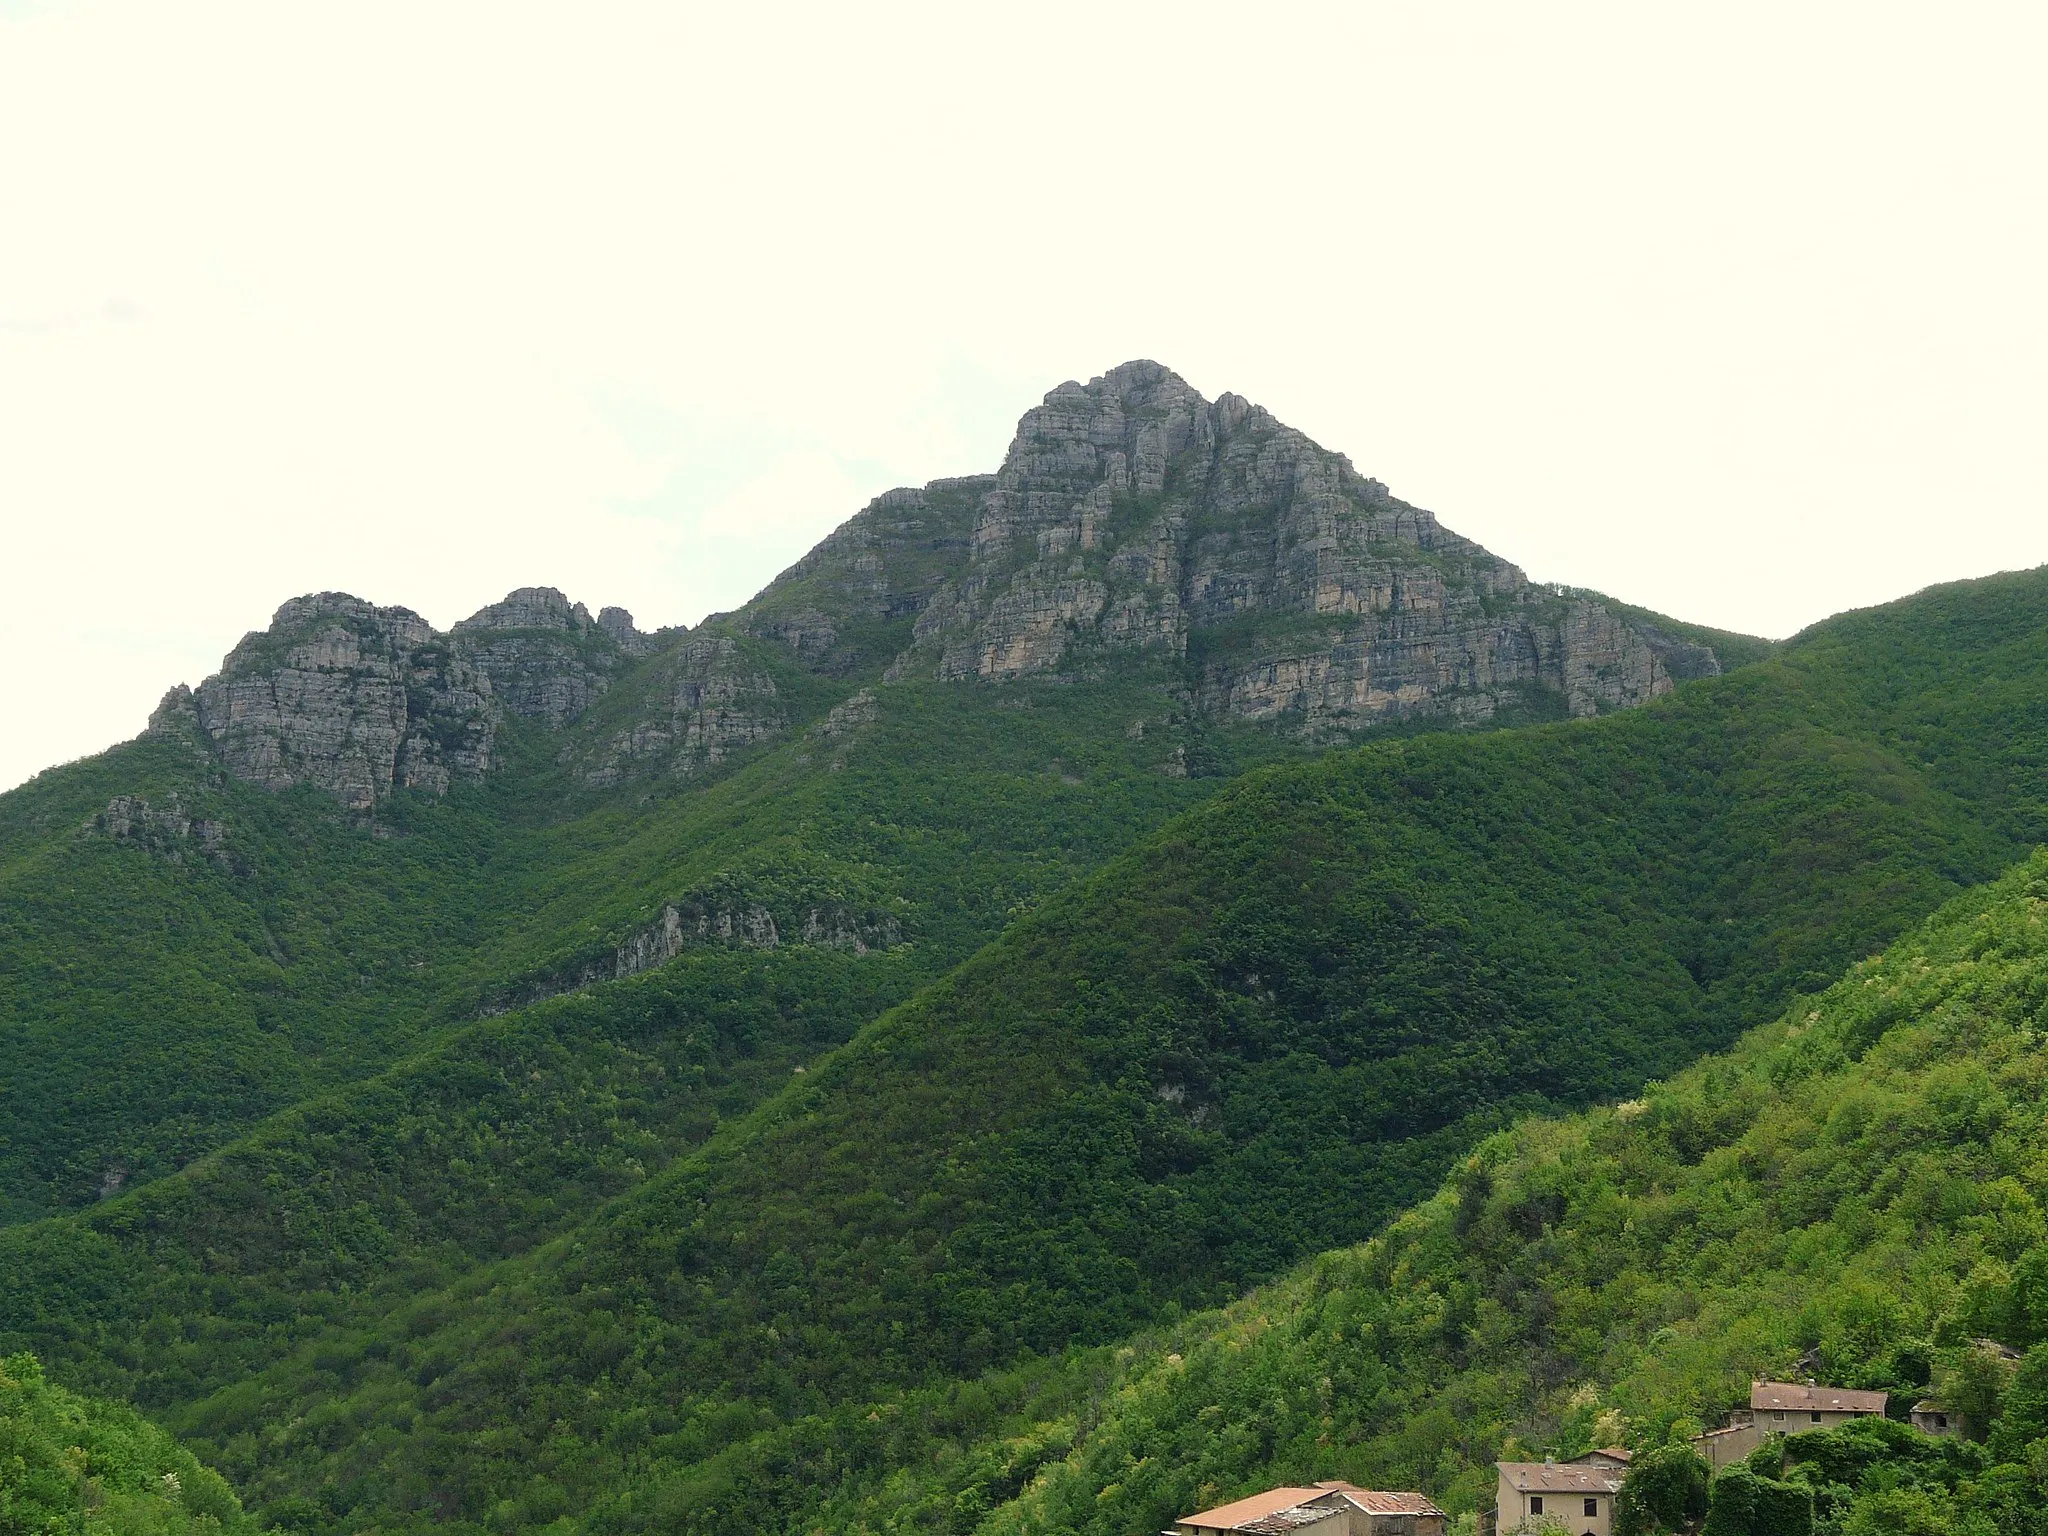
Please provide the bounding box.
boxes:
[160,362,1729,810]
[181,588,654,808]
[862,360,1693,732]
[191,594,496,812]
[451,586,645,729]
[575,635,785,788]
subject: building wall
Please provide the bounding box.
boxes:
[1694,1423,1763,1469]
[1494,1474,1615,1535]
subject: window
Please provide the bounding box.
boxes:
[1772,1410,1784,1422]
[1935,1414,1949,1429]
[1585,1497,1599,1516]
[1531,1496,1544,1516]
[1811,1412,1823,1424]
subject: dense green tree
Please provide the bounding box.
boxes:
[1616,1444,1710,1535]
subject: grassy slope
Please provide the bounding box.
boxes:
[56,569,2031,1532]
[0,1351,250,1535]
[930,848,2048,1536]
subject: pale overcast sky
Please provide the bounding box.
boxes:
[4,1,2044,790]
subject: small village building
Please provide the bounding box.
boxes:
[1312,1487,1450,1535]
[1176,1481,1446,1536]
[1911,1399,1968,1438]
[1689,1383,1888,1467]
[1492,1453,1626,1536]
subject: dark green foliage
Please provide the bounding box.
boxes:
[0,1352,247,1534]
[1702,1467,1812,1536]
[1617,1444,1711,1535]
[1988,1347,2048,1461]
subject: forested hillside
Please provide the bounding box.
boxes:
[1,361,1707,1227]
[0,563,2036,1533]
[900,847,2048,1536]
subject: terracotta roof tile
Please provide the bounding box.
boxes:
[1750,1382,1888,1414]
[1324,1489,1448,1516]
[1181,1490,1328,1530]
[1497,1462,1626,1494]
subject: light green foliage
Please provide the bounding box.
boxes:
[0,1353,247,1535]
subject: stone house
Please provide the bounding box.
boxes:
[1491,1450,1629,1536]
[1176,1481,1447,1536]
[1910,1399,1968,1438]
[1690,1383,1888,1468]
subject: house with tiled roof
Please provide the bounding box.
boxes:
[1175,1481,1446,1536]
[1690,1381,1890,1468]
[1491,1452,1625,1536]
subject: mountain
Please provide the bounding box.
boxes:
[3,360,2043,1534]
[0,360,1736,1227]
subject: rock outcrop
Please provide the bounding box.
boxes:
[482,894,904,1013]
[887,361,1684,730]
[180,588,656,807]
[577,635,785,787]
[192,594,496,812]
[160,363,1734,810]
[92,795,235,870]
[747,361,1715,735]
[452,587,644,728]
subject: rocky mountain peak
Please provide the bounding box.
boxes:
[454,587,595,633]
[175,585,658,808]
[151,366,1731,810]
[757,359,1713,733]
[189,593,494,812]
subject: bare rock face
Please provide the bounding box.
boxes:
[175,588,662,807]
[578,635,784,787]
[193,594,495,812]
[846,360,1689,732]
[482,893,904,1013]
[451,587,643,728]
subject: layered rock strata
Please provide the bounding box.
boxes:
[452,586,644,728]
[190,594,495,812]
[177,588,655,807]
[483,896,904,1013]
[747,361,1714,734]
[886,361,1690,729]
[576,635,785,787]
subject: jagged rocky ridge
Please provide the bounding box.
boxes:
[150,361,1734,811]
[757,361,1721,735]
[149,589,659,810]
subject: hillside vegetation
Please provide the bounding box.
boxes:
[0,1352,248,1535]
[0,569,2030,1532]
[885,847,2048,1536]
[0,662,1265,1224]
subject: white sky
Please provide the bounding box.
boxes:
[4,1,2044,791]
